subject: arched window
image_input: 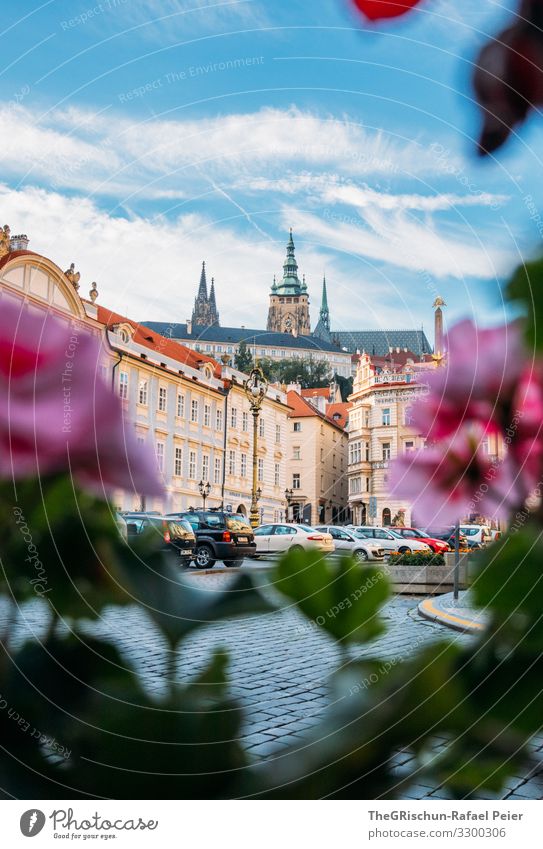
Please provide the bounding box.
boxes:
[382,507,392,526]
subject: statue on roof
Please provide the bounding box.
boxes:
[432,296,446,308]
[0,225,11,258]
[65,262,81,291]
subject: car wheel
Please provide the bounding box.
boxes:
[354,549,369,562]
[398,546,411,554]
[194,544,215,569]
[290,545,304,553]
[223,559,243,568]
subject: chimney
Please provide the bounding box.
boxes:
[186,319,192,335]
[10,234,29,251]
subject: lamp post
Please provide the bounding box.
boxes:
[284,487,293,522]
[243,366,268,528]
[198,479,211,510]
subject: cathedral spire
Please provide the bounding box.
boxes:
[197,261,208,301]
[319,275,330,331]
[208,277,220,326]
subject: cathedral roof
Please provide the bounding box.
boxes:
[333,329,432,357]
[273,229,306,296]
[141,321,344,353]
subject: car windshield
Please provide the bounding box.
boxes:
[386,529,404,539]
[410,529,425,538]
[460,528,478,536]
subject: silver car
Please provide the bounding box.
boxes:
[348,526,431,554]
[316,526,384,562]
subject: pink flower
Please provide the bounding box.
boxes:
[411,319,527,441]
[1,297,162,497]
[391,426,525,527]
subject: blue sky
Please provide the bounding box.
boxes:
[1,0,541,340]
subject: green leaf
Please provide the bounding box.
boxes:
[471,524,543,649]
[507,255,543,350]
[275,549,389,644]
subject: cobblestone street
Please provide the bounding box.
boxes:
[3,569,542,800]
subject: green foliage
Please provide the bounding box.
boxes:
[389,551,445,566]
[258,356,331,388]
[233,339,253,372]
[334,373,353,401]
[275,548,389,643]
[507,255,543,350]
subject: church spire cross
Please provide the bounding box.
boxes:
[197,260,208,301]
[319,275,330,331]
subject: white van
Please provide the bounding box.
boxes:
[459,525,492,547]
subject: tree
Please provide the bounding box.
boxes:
[334,373,353,401]
[233,340,253,373]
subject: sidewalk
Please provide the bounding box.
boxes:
[418,590,489,634]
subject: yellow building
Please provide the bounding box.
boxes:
[286,389,349,526]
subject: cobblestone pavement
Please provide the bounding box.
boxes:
[2,566,542,800]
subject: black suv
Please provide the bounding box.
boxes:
[166,510,256,568]
[123,513,196,567]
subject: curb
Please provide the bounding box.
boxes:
[418,594,487,634]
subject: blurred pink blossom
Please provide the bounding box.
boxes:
[391,426,525,527]
[0,297,162,497]
[411,319,528,440]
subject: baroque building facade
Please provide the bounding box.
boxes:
[0,231,288,522]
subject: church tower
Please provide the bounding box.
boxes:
[433,296,446,356]
[191,262,220,327]
[267,230,311,335]
[314,276,331,342]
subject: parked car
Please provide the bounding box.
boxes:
[460,525,493,548]
[424,527,469,549]
[392,527,450,553]
[348,526,432,554]
[167,510,256,568]
[123,513,196,567]
[315,525,384,561]
[253,523,334,556]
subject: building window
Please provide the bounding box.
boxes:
[292,473,301,490]
[174,447,183,477]
[366,476,371,491]
[274,463,280,486]
[156,442,165,473]
[229,450,236,476]
[202,454,209,481]
[333,453,336,468]
[365,442,370,462]
[320,447,324,462]
[293,422,301,432]
[158,386,167,412]
[191,399,199,423]
[258,458,264,482]
[382,442,391,461]
[177,394,185,418]
[119,371,128,400]
[382,407,391,426]
[404,441,415,453]
[404,407,413,426]
[242,411,249,432]
[231,407,237,428]
[214,456,222,484]
[349,477,362,495]
[216,408,223,430]
[275,424,281,443]
[293,446,301,460]
[189,451,197,479]
[204,404,211,427]
[138,380,148,406]
[349,441,361,465]
[259,417,265,438]
[240,453,247,477]
[364,410,370,427]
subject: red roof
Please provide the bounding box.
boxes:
[0,249,41,271]
[325,402,351,429]
[96,305,221,378]
[300,387,329,400]
[287,390,346,432]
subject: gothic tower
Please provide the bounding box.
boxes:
[314,275,331,342]
[191,262,220,327]
[267,230,311,336]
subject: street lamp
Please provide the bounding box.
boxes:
[284,487,293,522]
[198,479,211,510]
[243,366,269,528]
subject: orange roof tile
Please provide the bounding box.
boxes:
[300,387,329,400]
[325,402,351,429]
[96,305,222,379]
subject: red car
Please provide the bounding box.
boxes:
[394,527,450,553]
